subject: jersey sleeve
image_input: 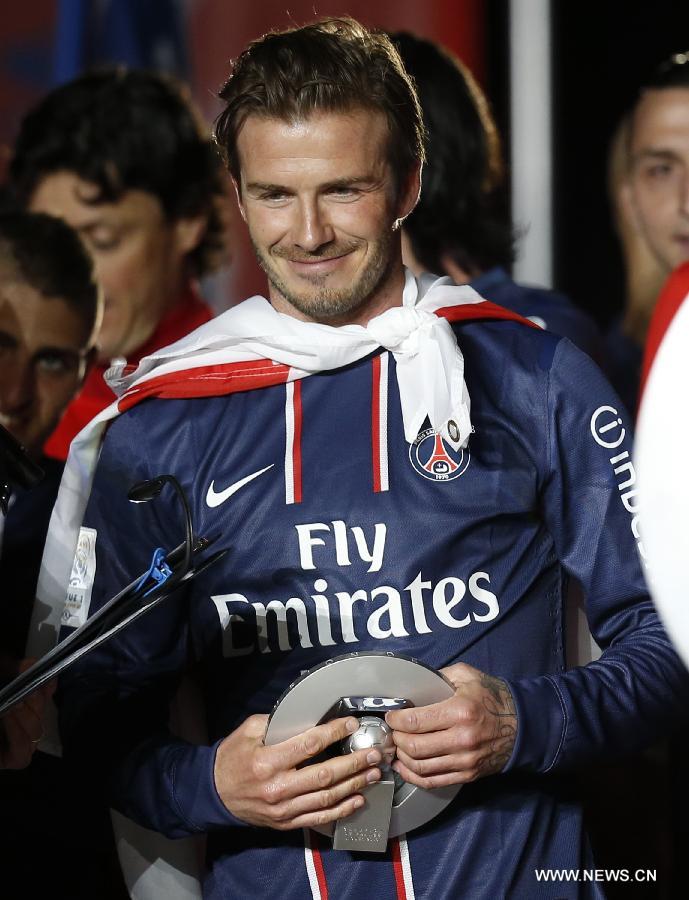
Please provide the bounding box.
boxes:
[503,337,689,774]
[56,404,244,838]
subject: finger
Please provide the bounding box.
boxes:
[290,744,382,795]
[438,661,481,686]
[272,716,359,769]
[386,698,462,733]
[394,745,477,778]
[284,792,369,831]
[393,756,476,789]
[269,762,382,824]
[244,713,270,740]
[392,727,459,760]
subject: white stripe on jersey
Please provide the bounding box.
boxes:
[303,829,323,899]
[398,834,416,899]
[379,352,390,492]
[285,382,295,505]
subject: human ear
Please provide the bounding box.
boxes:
[394,161,422,227]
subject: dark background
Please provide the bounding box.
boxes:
[550,0,689,328]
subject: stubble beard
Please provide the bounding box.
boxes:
[253,232,395,322]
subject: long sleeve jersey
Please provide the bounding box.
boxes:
[57,313,689,900]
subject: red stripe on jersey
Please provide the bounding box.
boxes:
[118,360,291,411]
[312,831,329,899]
[391,838,408,900]
[436,300,539,329]
[292,379,303,504]
[371,355,382,492]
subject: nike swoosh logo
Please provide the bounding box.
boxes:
[206,464,274,508]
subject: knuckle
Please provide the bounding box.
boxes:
[319,789,334,810]
[246,713,267,730]
[316,765,335,788]
[467,702,483,724]
[274,800,294,823]
[302,732,325,756]
[261,779,285,805]
[251,755,273,782]
[456,726,479,750]
[415,757,430,775]
[348,753,363,775]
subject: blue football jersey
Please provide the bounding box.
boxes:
[57,313,688,900]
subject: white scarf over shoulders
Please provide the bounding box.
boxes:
[28,270,492,658]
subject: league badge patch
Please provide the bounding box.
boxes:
[409,423,470,481]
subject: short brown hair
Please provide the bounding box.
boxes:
[215,17,425,189]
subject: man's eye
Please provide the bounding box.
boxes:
[37,354,72,374]
[261,192,288,203]
[329,186,357,198]
[645,162,674,179]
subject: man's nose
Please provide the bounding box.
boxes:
[292,197,334,251]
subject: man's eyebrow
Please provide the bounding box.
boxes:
[34,345,84,363]
[635,148,681,161]
[245,175,375,194]
[321,176,374,189]
[244,181,291,194]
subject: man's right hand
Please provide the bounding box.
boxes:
[214,714,382,830]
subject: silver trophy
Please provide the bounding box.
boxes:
[264,651,461,853]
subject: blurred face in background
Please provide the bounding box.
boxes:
[29,172,204,362]
[628,87,689,273]
[0,262,94,457]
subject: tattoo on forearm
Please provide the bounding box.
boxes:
[476,674,517,777]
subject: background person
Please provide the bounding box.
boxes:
[8,68,228,459]
[0,210,99,668]
[390,30,602,362]
[605,50,689,414]
[0,210,126,899]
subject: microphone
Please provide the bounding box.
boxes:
[127,475,193,578]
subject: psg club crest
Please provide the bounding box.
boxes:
[409,423,470,482]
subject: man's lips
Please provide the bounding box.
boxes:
[282,251,354,276]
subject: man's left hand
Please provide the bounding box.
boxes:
[385,662,517,789]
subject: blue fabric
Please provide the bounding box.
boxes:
[57,313,688,899]
[471,267,604,364]
[52,0,188,85]
[0,456,63,662]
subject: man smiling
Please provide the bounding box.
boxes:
[48,18,688,900]
[237,110,416,323]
